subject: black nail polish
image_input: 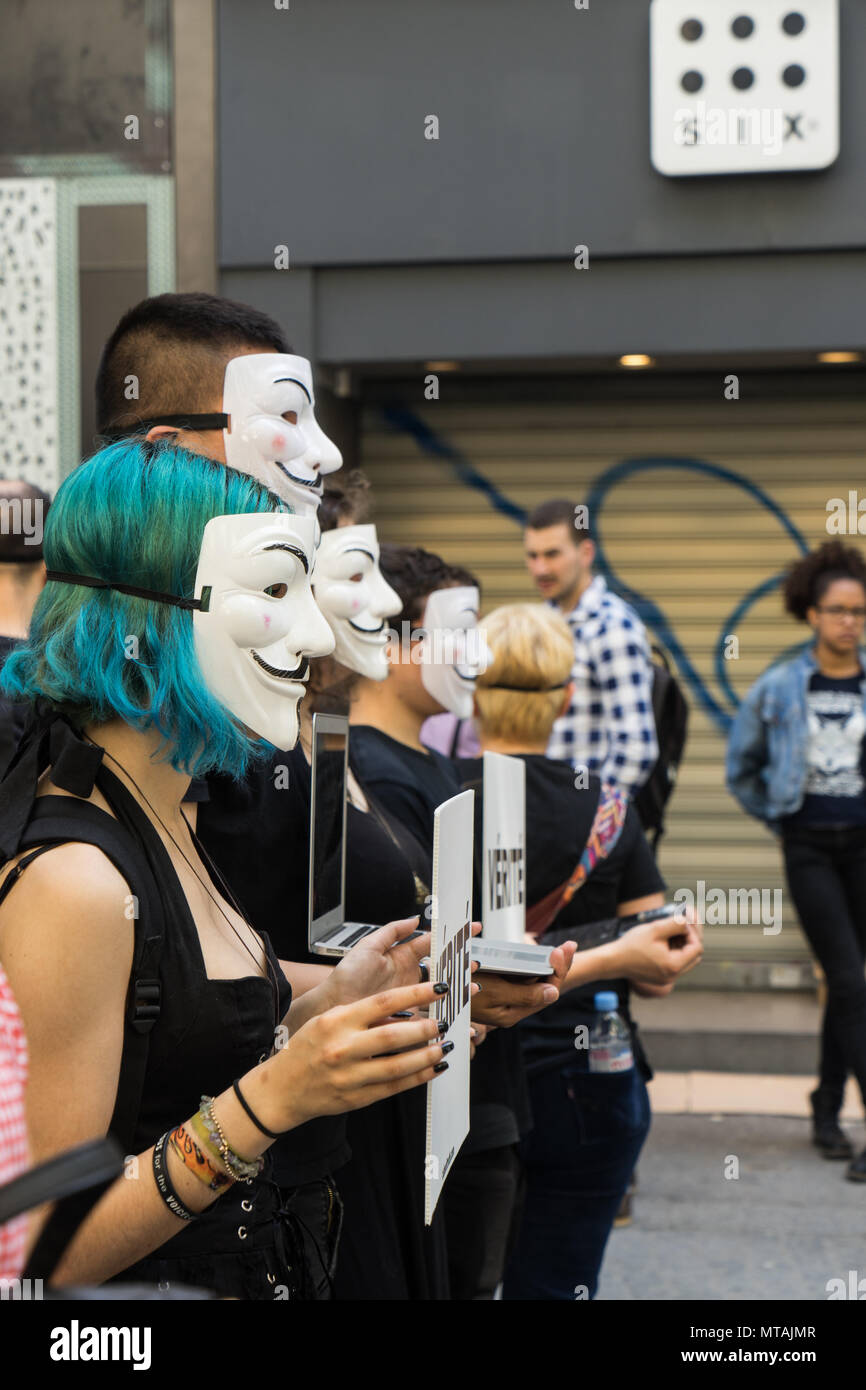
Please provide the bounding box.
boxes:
[433,1061,449,1073]
[438,1020,448,1034]
[392,1010,413,1018]
[440,1041,454,1055]
[433,982,448,994]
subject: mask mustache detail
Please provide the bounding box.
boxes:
[274,460,323,490]
[251,651,310,681]
[348,616,386,635]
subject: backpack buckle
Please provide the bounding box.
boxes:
[131,978,160,1032]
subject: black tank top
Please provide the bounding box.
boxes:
[0,718,308,1300]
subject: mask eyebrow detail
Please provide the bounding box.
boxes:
[260,541,309,574]
[338,548,375,561]
[273,377,313,404]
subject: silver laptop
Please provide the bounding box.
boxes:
[308,712,423,957]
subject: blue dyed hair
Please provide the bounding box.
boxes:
[1,439,289,778]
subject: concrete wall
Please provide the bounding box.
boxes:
[217,0,866,363]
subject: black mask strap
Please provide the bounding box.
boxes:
[482,681,570,693]
[45,571,210,613]
[99,413,229,442]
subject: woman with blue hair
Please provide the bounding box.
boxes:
[0,439,450,1298]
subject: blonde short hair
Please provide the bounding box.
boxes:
[475,603,573,745]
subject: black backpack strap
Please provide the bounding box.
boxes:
[17,1139,125,1283]
[8,795,166,1155]
[0,843,59,909]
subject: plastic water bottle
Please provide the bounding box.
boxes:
[588,992,634,1074]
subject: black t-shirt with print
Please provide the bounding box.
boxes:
[457,755,665,1077]
[781,671,866,829]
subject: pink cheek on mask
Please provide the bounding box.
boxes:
[272,434,285,449]
[352,598,361,612]
[264,614,271,629]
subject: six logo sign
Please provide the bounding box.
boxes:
[650,0,840,177]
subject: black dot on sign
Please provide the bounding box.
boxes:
[783,64,805,87]
[782,12,805,35]
[680,18,702,40]
[681,70,703,93]
[732,15,755,38]
[732,67,754,90]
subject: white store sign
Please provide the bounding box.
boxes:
[650,0,839,176]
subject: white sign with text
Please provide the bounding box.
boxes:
[482,751,526,944]
[424,790,474,1225]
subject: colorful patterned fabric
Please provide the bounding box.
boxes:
[0,962,29,1280]
[560,783,628,907]
[525,782,628,937]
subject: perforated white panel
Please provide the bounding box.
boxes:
[0,179,58,490]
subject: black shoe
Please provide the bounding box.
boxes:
[810,1088,854,1160]
[846,1147,866,1183]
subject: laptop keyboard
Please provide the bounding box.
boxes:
[335,923,378,949]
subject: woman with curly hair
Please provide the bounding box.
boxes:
[727,540,866,1180]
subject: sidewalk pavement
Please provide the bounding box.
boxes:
[597,1112,866,1301]
[648,1070,862,1119]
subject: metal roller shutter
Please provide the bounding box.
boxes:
[361,394,866,980]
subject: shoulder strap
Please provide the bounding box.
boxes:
[5,793,167,1153]
[527,783,629,938]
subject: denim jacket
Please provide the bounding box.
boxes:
[725,646,866,826]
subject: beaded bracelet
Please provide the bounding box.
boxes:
[168,1124,234,1194]
[188,1108,237,1180]
[152,1130,197,1222]
[196,1095,263,1183]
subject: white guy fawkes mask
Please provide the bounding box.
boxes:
[419,585,488,719]
[312,524,401,680]
[193,512,335,750]
[222,354,342,516]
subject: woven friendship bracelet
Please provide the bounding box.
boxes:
[188,1109,240,1182]
[168,1124,234,1194]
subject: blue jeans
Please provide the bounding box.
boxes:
[502,1062,650,1301]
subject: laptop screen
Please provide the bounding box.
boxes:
[308,713,349,943]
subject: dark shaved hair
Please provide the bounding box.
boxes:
[95,292,291,436]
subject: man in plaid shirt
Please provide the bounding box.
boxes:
[524,498,658,801]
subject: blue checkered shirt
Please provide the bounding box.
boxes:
[546,575,658,800]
